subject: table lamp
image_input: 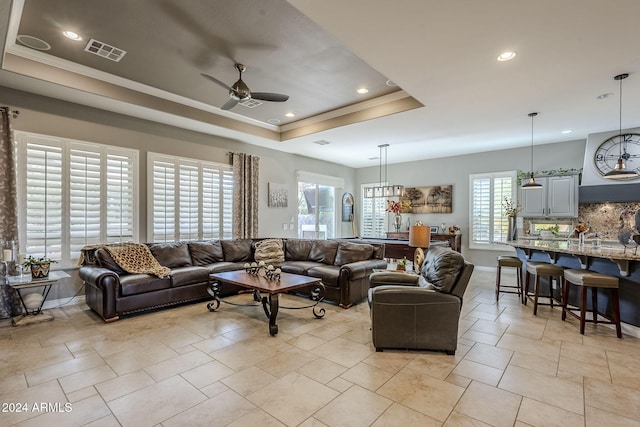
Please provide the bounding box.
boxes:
[409,225,430,272]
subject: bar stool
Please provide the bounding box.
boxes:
[524,261,564,315]
[562,269,622,338]
[496,256,523,302]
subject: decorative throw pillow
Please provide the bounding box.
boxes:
[254,239,285,264]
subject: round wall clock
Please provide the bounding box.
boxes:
[593,133,640,179]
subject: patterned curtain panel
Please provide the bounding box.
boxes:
[232,152,259,239]
[0,107,22,318]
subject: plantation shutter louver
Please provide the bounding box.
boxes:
[469,171,516,249]
[16,132,138,266]
[149,153,233,242]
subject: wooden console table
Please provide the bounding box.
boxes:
[385,232,462,253]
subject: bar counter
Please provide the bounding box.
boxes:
[501,238,640,328]
[505,238,640,276]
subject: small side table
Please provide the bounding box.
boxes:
[6,270,70,326]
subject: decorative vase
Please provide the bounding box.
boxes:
[507,216,517,241]
[393,213,402,232]
[30,263,50,279]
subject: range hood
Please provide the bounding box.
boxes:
[579,183,640,203]
[580,128,640,203]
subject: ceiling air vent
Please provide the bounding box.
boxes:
[314,140,331,146]
[239,99,263,108]
[84,39,126,62]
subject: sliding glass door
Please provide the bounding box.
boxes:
[297,182,335,239]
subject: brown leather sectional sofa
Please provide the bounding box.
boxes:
[79,238,387,322]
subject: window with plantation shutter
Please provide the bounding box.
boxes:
[469,171,516,250]
[148,153,233,242]
[15,132,138,267]
[361,183,387,238]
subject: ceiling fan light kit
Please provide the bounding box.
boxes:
[522,112,543,190]
[201,63,289,111]
[603,73,640,179]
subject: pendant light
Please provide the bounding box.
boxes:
[522,112,543,189]
[603,73,639,179]
[364,144,403,197]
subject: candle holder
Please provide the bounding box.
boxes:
[1,240,17,278]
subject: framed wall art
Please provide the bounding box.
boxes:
[268,182,288,207]
[401,185,453,213]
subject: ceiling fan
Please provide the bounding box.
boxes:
[201,63,289,110]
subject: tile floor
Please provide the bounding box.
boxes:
[1,269,640,426]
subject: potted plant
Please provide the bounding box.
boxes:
[396,256,407,271]
[23,256,57,279]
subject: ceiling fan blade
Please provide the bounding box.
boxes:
[221,98,239,110]
[250,92,289,102]
[201,73,233,92]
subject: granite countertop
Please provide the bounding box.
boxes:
[504,239,640,262]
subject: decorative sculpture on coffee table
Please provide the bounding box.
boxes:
[243,261,281,280]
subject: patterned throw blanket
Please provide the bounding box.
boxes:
[104,243,171,278]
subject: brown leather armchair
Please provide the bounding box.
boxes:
[368,246,474,355]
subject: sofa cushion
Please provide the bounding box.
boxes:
[119,274,172,296]
[308,241,339,265]
[280,261,323,276]
[334,242,373,265]
[254,239,285,264]
[306,265,340,287]
[188,241,224,265]
[147,242,192,268]
[205,262,246,274]
[420,246,464,293]
[221,239,253,262]
[170,266,210,287]
[284,239,313,261]
[95,248,126,275]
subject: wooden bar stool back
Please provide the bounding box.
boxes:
[524,262,564,315]
[562,269,622,338]
[496,256,523,302]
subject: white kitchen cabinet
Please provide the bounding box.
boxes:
[520,175,578,217]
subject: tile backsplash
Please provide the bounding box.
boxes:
[578,202,640,239]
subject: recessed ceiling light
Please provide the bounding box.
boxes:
[597,92,614,99]
[285,112,295,118]
[561,130,572,134]
[368,156,380,160]
[497,51,516,61]
[385,80,397,87]
[63,31,82,41]
[314,140,331,146]
[267,119,281,124]
[357,88,369,94]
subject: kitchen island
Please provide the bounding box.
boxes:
[502,238,640,329]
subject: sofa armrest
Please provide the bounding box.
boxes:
[79,266,121,322]
[340,259,388,281]
[369,271,420,288]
